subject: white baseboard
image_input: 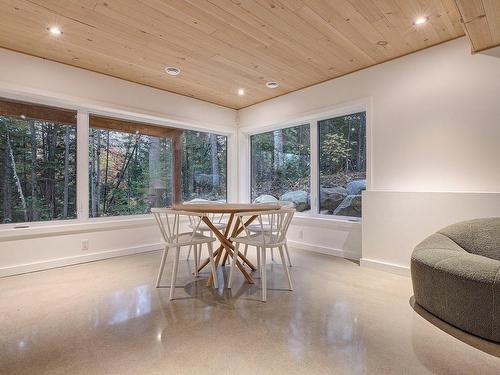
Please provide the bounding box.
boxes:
[360,258,410,277]
[0,243,162,278]
[287,240,361,261]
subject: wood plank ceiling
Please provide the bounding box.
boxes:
[0,0,470,109]
[454,0,500,52]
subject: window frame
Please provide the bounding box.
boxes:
[249,122,311,205]
[243,99,371,222]
[0,93,234,230]
[0,98,79,225]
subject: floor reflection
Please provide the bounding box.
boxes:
[107,284,152,326]
[410,296,500,358]
[1,250,499,374]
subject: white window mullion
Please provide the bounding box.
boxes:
[76,111,89,220]
[238,131,251,203]
[310,122,319,214]
[226,132,238,203]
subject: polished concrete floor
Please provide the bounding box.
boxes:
[1,248,499,374]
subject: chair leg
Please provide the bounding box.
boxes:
[156,245,169,287]
[256,246,261,279]
[271,248,274,262]
[228,242,240,289]
[169,247,180,301]
[243,244,248,257]
[207,242,218,289]
[261,247,267,302]
[279,246,293,290]
[193,244,199,277]
[186,245,192,260]
[198,244,202,265]
[285,242,292,267]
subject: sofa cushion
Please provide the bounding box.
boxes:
[438,218,500,261]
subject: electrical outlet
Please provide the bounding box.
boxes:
[81,239,89,251]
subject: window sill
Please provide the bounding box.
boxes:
[0,215,156,242]
[293,213,362,227]
[0,211,361,242]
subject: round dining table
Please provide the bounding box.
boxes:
[172,203,280,286]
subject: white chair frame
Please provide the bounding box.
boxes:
[245,200,294,266]
[228,208,295,302]
[151,208,218,300]
[184,200,226,262]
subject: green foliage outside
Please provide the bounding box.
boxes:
[250,112,366,216]
[89,128,227,218]
[88,128,173,217]
[319,112,366,217]
[319,112,366,178]
[0,113,227,223]
[251,124,310,201]
[0,116,77,223]
[181,131,227,202]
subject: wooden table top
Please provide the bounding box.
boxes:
[172,202,280,214]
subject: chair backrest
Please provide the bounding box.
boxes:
[238,207,295,245]
[253,200,294,224]
[151,208,205,244]
[184,199,225,224]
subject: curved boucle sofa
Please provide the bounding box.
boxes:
[411,218,500,342]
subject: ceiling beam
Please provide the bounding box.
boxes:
[454,0,500,52]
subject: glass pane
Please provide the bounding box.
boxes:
[319,112,366,218]
[251,124,310,212]
[0,104,77,224]
[89,115,228,217]
[182,130,227,202]
[88,127,173,217]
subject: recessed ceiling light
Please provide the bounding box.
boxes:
[414,17,428,26]
[266,81,279,89]
[165,66,181,76]
[48,26,62,36]
[238,88,245,96]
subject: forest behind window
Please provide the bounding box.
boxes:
[89,116,227,218]
[182,130,227,202]
[250,124,310,211]
[0,99,77,224]
[319,112,366,218]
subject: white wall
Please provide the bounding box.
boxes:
[361,191,500,275]
[0,48,236,132]
[0,48,237,277]
[2,37,500,277]
[0,219,161,277]
[287,217,362,261]
[239,37,500,274]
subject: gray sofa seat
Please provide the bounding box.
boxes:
[411,218,500,342]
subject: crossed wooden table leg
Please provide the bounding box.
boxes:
[197,213,258,287]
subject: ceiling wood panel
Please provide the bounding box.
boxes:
[0,0,465,109]
[455,0,500,52]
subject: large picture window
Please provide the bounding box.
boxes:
[182,130,227,202]
[319,112,366,218]
[0,98,227,225]
[250,124,310,212]
[0,99,77,224]
[249,111,366,219]
[89,116,227,218]
[88,115,175,217]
